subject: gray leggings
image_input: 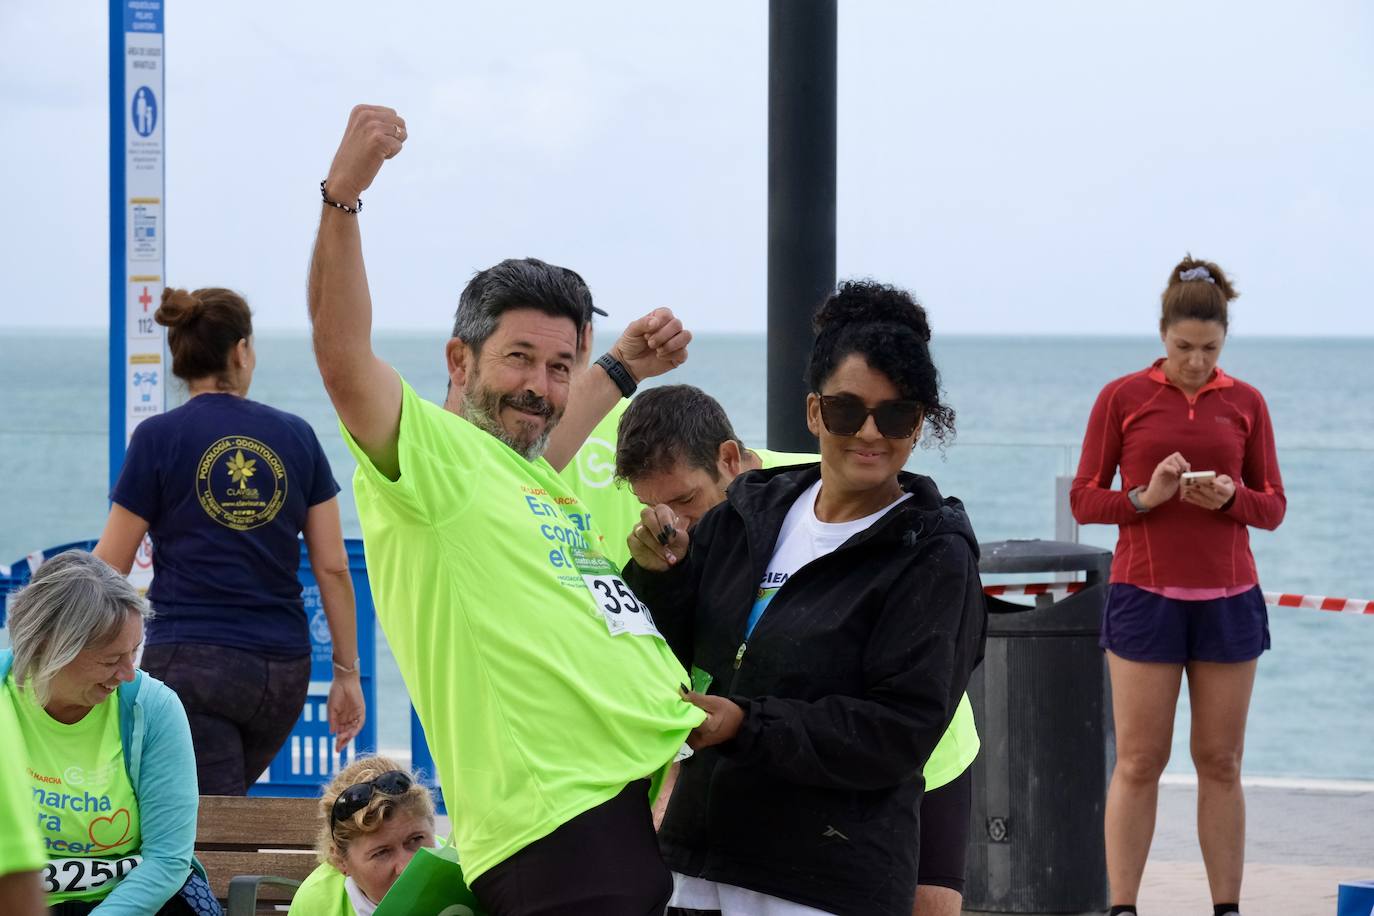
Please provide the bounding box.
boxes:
[141,643,310,796]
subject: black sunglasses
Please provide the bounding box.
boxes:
[331,770,413,824]
[818,395,923,439]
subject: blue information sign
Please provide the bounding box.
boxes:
[110,0,167,489]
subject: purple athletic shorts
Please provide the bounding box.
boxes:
[1099,583,1270,664]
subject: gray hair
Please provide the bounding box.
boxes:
[450,257,592,353]
[7,550,151,706]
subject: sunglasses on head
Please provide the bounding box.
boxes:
[818,394,923,439]
[330,770,413,825]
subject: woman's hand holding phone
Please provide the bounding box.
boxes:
[1180,472,1236,510]
[1138,452,1191,509]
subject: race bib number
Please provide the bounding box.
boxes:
[41,856,142,895]
[570,547,662,639]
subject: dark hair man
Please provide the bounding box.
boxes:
[308,104,706,916]
[614,385,813,530]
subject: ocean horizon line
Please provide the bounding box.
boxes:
[5,325,1374,342]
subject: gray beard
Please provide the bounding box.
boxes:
[460,384,557,462]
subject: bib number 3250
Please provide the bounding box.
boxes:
[42,856,142,894]
[582,573,662,639]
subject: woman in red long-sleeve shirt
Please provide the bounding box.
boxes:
[1071,256,1284,916]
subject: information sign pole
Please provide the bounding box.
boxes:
[110,0,167,490]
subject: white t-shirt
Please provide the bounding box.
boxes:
[670,478,912,916]
[344,875,378,915]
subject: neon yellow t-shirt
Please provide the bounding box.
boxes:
[559,399,643,570]
[6,676,142,905]
[288,862,350,916]
[751,448,819,470]
[343,378,703,882]
[751,449,981,791]
[0,685,45,878]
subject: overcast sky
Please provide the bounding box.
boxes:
[3,1,1371,335]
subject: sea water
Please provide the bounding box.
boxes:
[2,330,1370,780]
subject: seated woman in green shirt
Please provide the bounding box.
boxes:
[0,681,46,916]
[290,756,437,916]
[1,550,217,915]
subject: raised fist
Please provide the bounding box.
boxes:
[323,104,408,206]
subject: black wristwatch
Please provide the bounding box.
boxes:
[595,353,638,398]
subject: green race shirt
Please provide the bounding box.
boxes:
[343,378,703,882]
[559,399,642,570]
[751,448,820,470]
[751,449,981,791]
[0,684,45,878]
[6,676,142,904]
[287,863,350,916]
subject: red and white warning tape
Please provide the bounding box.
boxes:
[1264,592,1374,615]
[982,582,1374,615]
[983,582,1086,598]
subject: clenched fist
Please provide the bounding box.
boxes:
[323,104,408,207]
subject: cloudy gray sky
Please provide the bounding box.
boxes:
[3,1,1371,335]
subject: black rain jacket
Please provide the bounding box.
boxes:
[624,464,987,916]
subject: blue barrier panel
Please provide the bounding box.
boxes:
[251,537,377,797]
[1338,880,1374,916]
[410,706,447,814]
[0,537,376,798]
[1,540,100,627]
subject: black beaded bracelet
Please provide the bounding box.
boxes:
[320,179,362,214]
[595,353,638,398]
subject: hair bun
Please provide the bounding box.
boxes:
[1167,255,1237,302]
[813,280,932,342]
[153,287,202,329]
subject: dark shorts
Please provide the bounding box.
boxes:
[918,765,972,894]
[1099,583,1270,664]
[473,779,671,916]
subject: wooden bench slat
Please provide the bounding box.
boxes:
[197,850,318,902]
[196,796,320,847]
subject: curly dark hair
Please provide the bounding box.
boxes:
[805,280,955,446]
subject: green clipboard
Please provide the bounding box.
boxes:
[374,844,487,916]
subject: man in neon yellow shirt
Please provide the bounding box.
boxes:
[0,691,45,916]
[616,384,981,916]
[309,105,706,916]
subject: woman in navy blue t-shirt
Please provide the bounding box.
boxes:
[94,287,366,795]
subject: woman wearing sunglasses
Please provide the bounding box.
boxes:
[290,756,436,916]
[625,281,987,916]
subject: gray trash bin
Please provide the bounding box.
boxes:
[965,539,1114,915]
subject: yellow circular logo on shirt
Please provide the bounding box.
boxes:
[196,436,287,530]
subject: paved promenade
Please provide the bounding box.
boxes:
[967,776,1374,915]
[433,771,1370,915]
[1137,776,1373,916]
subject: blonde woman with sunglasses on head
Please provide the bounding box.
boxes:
[290,756,436,916]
